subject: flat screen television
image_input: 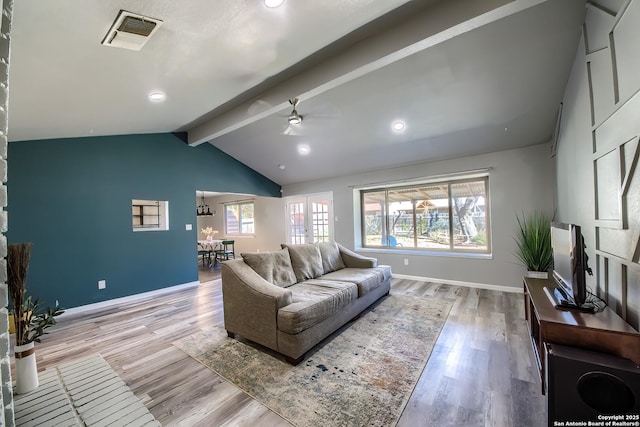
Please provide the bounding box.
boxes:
[551,222,588,307]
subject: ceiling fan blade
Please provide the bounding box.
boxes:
[247,99,273,115]
[282,122,303,136]
[305,101,342,120]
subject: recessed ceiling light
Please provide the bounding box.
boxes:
[265,0,284,7]
[392,120,406,132]
[297,144,310,155]
[148,91,166,102]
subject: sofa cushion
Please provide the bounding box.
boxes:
[281,243,324,282]
[315,241,346,274]
[278,279,358,334]
[241,248,297,288]
[319,266,392,297]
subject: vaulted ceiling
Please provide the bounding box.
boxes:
[9,0,587,185]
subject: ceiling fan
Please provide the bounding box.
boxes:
[287,98,303,125]
[281,98,304,136]
[280,97,341,135]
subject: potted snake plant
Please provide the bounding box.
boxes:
[514,212,553,279]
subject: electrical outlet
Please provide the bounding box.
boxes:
[98,280,106,290]
[404,258,409,266]
[185,224,192,231]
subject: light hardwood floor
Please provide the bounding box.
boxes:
[24,265,546,426]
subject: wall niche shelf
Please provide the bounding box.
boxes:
[132,203,160,229]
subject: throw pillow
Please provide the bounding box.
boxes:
[242,248,296,288]
[271,248,297,287]
[315,241,346,274]
[281,243,324,282]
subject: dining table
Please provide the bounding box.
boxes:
[198,239,223,267]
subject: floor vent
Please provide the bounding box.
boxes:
[101,10,163,51]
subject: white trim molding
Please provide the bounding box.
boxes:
[59,281,200,319]
[392,274,523,293]
[59,274,522,321]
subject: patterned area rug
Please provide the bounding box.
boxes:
[173,294,452,427]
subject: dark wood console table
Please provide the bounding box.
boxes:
[523,277,640,393]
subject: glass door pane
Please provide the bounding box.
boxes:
[286,193,333,244]
[287,199,305,244]
[308,195,332,243]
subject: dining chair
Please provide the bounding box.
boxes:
[215,240,235,261]
[198,244,212,268]
[381,235,402,247]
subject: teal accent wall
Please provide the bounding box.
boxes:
[7,133,281,309]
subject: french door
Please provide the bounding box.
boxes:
[285,192,333,244]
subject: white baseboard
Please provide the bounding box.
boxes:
[392,274,522,293]
[59,275,520,320]
[59,281,201,319]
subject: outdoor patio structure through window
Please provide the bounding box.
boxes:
[360,176,490,254]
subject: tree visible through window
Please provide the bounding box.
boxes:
[361,177,490,253]
[225,201,254,235]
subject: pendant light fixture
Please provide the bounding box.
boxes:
[196,193,204,216]
[197,192,214,216]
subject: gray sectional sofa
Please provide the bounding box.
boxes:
[221,241,392,363]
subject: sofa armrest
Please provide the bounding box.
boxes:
[222,260,292,350]
[337,243,378,268]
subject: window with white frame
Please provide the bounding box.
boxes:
[224,200,254,235]
[360,176,490,253]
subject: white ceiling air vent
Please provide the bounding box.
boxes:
[101,10,163,51]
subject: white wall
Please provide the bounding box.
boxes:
[197,194,286,254]
[283,143,555,290]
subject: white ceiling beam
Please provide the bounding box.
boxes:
[187,0,549,147]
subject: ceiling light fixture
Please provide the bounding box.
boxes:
[148,91,166,102]
[288,98,303,125]
[278,164,286,170]
[392,120,406,132]
[196,191,214,216]
[264,0,285,7]
[297,144,310,155]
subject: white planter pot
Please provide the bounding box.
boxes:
[15,342,38,394]
[524,271,548,279]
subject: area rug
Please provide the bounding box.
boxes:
[14,354,159,427]
[173,294,452,427]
